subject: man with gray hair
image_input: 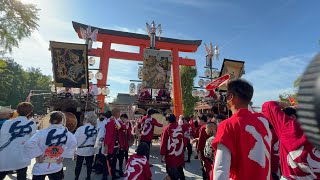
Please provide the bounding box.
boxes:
[74,111,98,180]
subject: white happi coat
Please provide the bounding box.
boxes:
[95,118,109,153]
[74,123,98,156]
[0,116,37,171]
[24,124,77,175]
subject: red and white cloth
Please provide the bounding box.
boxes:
[124,154,152,180]
[160,122,185,168]
[262,101,320,179]
[139,115,163,142]
[212,108,272,180]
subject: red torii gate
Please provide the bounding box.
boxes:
[72,21,201,116]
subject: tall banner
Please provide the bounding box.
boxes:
[142,49,172,89]
[50,41,89,89]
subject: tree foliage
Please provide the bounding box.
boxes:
[279,75,301,104]
[0,58,51,114]
[180,66,197,117]
[0,0,39,54]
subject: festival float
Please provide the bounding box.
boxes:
[193,42,246,116]
[41,40,104,131]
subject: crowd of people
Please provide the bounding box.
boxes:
[0,78,320,180]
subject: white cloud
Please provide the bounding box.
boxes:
[243,53,316,107]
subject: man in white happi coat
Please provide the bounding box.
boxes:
[24,111,77,180]
[0,102,37,180]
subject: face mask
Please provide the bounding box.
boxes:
[99,117,104,121]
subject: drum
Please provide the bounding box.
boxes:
[40,111,78,132]
[152,113,168,136]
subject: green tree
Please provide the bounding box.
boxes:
[0,58,51,114]
[0,0,40,54]
[279,76,301,104]
[180,66,197,116]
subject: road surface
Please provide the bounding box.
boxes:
[5,143,203,180]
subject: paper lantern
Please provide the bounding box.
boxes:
[204,69,211,77]
[88,71,94,80]
[198,79,205,87]
[137,84,142,94]
[192,89,198,97]
[97,88,102,95]
[212,70,220,78]
[95,72,103,80]
[129,83,136,96]
[101,87,110,96]
[199,90,205,98]
[88,57,95,66]
[205,80,211,86]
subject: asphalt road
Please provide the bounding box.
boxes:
[5,143,203,180]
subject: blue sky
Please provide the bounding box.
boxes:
[12,0,320,107]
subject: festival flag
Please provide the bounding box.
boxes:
[25,91,32,102]
[288,96,298,106]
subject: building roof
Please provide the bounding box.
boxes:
[110,93,138,105]
[72,21,202,46]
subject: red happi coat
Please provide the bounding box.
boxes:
[197,125,208,160]
[182,123,192,145]
[189,119,195,132]
[212,109,272,180]
[160,122,185,168]
[262,101,320,179]
[124,154,152,180]
[104,118,117,154]
[139,115,163,142]
[118,120,132,151]
[270,128,280,176]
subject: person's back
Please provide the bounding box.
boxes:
[161,122,185,168]
[212,79,271,180]
[262,101,320,179]
[214,110,271,179]
[0,115,36,171]
[140,109,163,142]
[24,111,77,177]
[0,103,36,178]
[160,114,185,180]
[124,142,152,180]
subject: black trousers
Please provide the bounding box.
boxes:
[140,140,151,161]
[166,165,185,180]
[186,143,192,160]
[32,169,63,180]
[201,160,207,180]
[75,155,94,179]
[272,172,280,180]
[103,148,119,179]
[0,167,27,180]
[93,148,106,173]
